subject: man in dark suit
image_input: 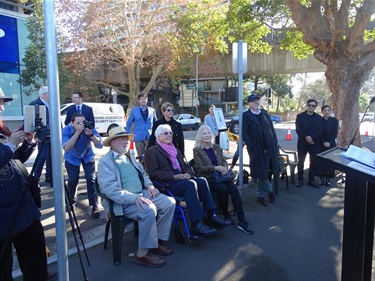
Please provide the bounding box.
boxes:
[295,99,323,188]
[64,91,95,126]
[29,86,51,184]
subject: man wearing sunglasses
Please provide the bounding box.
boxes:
[295,99,323,188]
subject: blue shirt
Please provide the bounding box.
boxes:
[62,125,103,166]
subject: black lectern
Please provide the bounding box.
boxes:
[317,147,375,281]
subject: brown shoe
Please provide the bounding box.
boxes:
[134,252,166,268]
[150,241,173,256]
[257,197,268,206]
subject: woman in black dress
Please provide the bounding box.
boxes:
[319,105,339,186]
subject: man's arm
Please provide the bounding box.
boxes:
[125,108,135,133]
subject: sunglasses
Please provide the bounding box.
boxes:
[165,109,174,112]
[307,104,317,108]
[163,131,173,135]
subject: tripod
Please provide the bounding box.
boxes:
[64,179,90,281]
[35,128,91,280]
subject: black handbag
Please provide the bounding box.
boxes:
[213,170,235,184]
[15,160,42,208]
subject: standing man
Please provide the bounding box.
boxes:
[242,94,278,207]
[295,99,323,188]
[29,86,51,184]
[64,91,95,126]
[98,126,175,268]
[204,105,219,144]
[62,113,103,219]
[126,94,157,157]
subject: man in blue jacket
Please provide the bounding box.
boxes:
[62,113,103,219]
[126,94,157,157]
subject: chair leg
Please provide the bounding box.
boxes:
[104,217,111,249]
[273,175,279,195]
[285,172,289,190]
[290,166,296,185]
[110,215,129,266]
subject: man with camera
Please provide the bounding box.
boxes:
[62,113,103,219]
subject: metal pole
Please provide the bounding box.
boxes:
[43,1,69,280]
[196,54,199,117]
[238,41,244,188]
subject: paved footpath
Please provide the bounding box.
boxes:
[13,136,375,281]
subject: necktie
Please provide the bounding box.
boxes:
[76,106,81,113]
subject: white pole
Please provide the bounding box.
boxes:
[196,54,199,117]
[238,41,244,188]
[43,1,69,280]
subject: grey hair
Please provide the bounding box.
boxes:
[194,125,215,149]
[39,86,48,97]
[155,124,172,139]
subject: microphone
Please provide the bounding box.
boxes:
[349,97,375,145]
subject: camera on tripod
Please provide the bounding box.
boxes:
[23,105,50,142]
[83,120,95,129]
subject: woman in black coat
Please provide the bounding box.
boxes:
[147,102,185,156]
[318,105,339,186]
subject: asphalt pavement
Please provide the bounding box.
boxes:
[12,125,375,281]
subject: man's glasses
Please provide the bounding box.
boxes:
[307,104,317,108]
[163,131,173,135]
[165,109,174,112]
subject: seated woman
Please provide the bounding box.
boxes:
[193,125,253,235]
[145,124,231,238]
[148,102,185,156]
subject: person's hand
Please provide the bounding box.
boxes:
[84,128,93,136]
[215,166,227,174]
[8,130,25,146]
[305,136,313,144]
[175,173,191,180]
[25,132,34,144]
[135,196,152,210]
[147,186,160,198]
[324,142,330,148]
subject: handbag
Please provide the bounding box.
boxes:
[15,160,42,208]
[213,169,235,184]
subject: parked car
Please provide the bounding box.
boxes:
[362,113,374,122]
[60,102,127,135]
[225,110,282,134]
[174,113,201,130]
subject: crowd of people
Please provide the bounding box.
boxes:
[0,85,341,275]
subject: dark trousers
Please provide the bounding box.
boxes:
[65,159,97,206]
[169,177,216,222]
[297,141,320,182]
[210,181,246,223]
[33,142,51,182]
[0,220,47,281]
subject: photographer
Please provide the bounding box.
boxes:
[0,93,56,280]
[62,113,103,219]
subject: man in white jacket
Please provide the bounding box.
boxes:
[97,126,175,268]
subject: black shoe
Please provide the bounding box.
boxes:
[237,222,254,235]
[319,177,324,186]
[207,215,232,229]
[257,197,268,206]
[91,205,100,219]
[308,181,320,189]
[295,180,303,187]
[268,192,275,203]
[223,214,235,225]
[325,178,331,186]
[191,222,217,238]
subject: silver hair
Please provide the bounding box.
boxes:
[155,124,172,139]
[194,125,215,149]
[39,86,48,97]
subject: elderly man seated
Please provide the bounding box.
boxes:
[145,124,231,239]
[97,125,175,268]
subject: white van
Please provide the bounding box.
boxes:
[60,103,127,135]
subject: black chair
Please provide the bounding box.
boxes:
[94,178,138,266]
[278,145,298,186]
